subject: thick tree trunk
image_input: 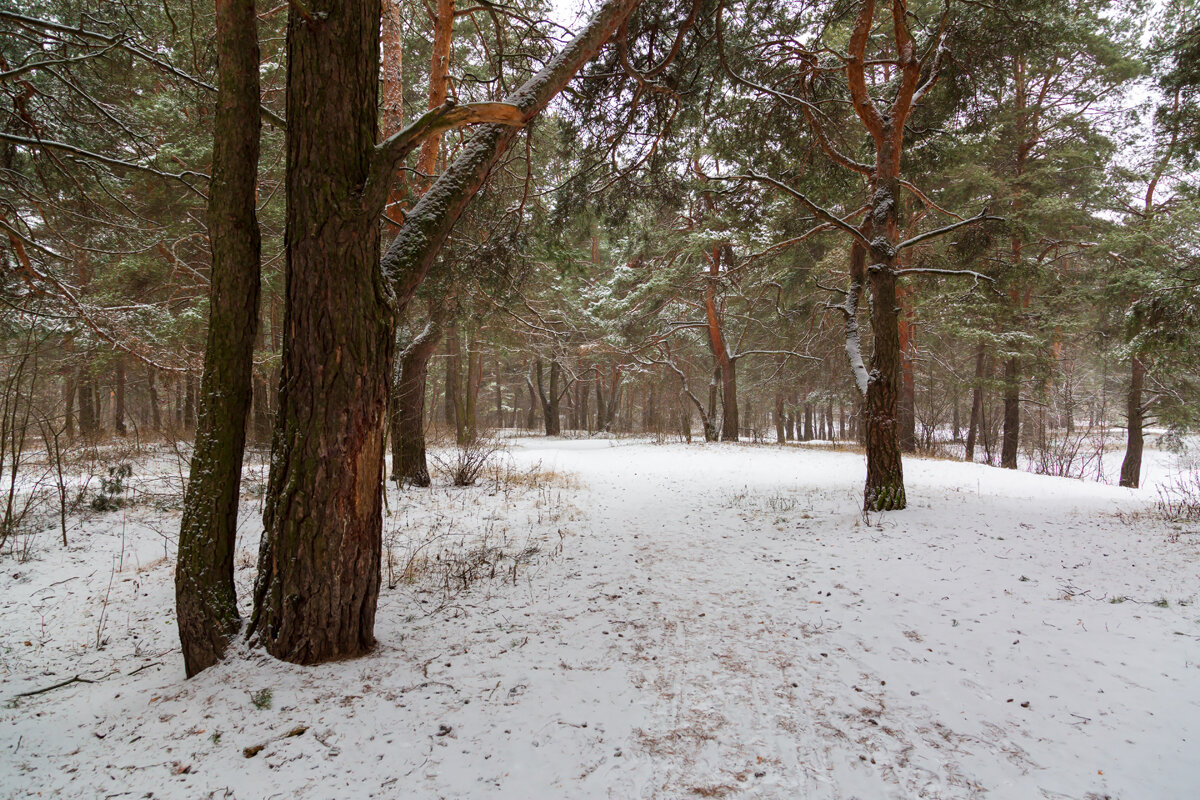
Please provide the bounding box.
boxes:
[862,175,905,511]
[175,0,261,678]
[1119,355,1146,488]
[390,321,442,487]
[965,342,986,462]
[1001,355,1020,469]
[251,0,394,665]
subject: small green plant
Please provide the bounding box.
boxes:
[1153,598,1170,608]
[250,688,273,709]
[91,462,133,512]
[210,731,222,744]
[1110,596,1126,604]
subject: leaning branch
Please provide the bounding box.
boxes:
[381,0,642,317]
[0,131,208,197]
[729,171,871,248]
[364,100,524,216]
[896,209,1001,250]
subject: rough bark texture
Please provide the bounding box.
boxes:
[251,0,394,664]
[390,320,442,487]
[1119,355,1145,488]
[897,284,916,453]
[175,0,261,678]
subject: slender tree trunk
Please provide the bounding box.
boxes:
[495,360,504,428]
[535,359,562,436]
[251,0,394,665]
[898,285,916,453]
[175,0,261,677]
[113,358,127,435]
[184,372,196,430]
[78,372,96,437]
[719,357,739,441]
[464,337,483,442]
[1119,355,1146,488]
[446,323,465,443]
[965,342,986,462]
[147,367,161,432]
[774,394,785,443]
[63,375,75,440]
[390,320,442,486]
[526,372,537,429]
[1001,355,1020,469]
[251,373,272,445]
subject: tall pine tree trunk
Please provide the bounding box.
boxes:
[251,0,394,664]
[175,0,261,677]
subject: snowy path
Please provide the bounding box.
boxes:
[1,440,1198,799]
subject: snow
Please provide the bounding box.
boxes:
[1,439,1198,799]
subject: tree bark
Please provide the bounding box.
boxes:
[535,358,561,436]
[78,371,96,437]
[251,0,394,664]
[176,0,261,678]
[147,367,161,432]
[1001,355,1020,469]
[1119,355,1145,488]
[113,358,126,435]
[63,375,75,440]
[965,341,986,462]
[390,319,443,487]
[898,284,916,453]
[774,394,785,443]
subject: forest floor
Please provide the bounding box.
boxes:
[1,437,1198,799]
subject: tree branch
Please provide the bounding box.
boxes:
[727,171,871,248]
[896,209,1001,250]
[363,99,524,216]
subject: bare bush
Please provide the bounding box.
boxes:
[429,433,507,486]
[1156,467,1200,522]
[1025,422,1108,481]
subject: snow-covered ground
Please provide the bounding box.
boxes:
[1,440,1198,799]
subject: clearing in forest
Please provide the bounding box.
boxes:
[1,440,1198,799]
